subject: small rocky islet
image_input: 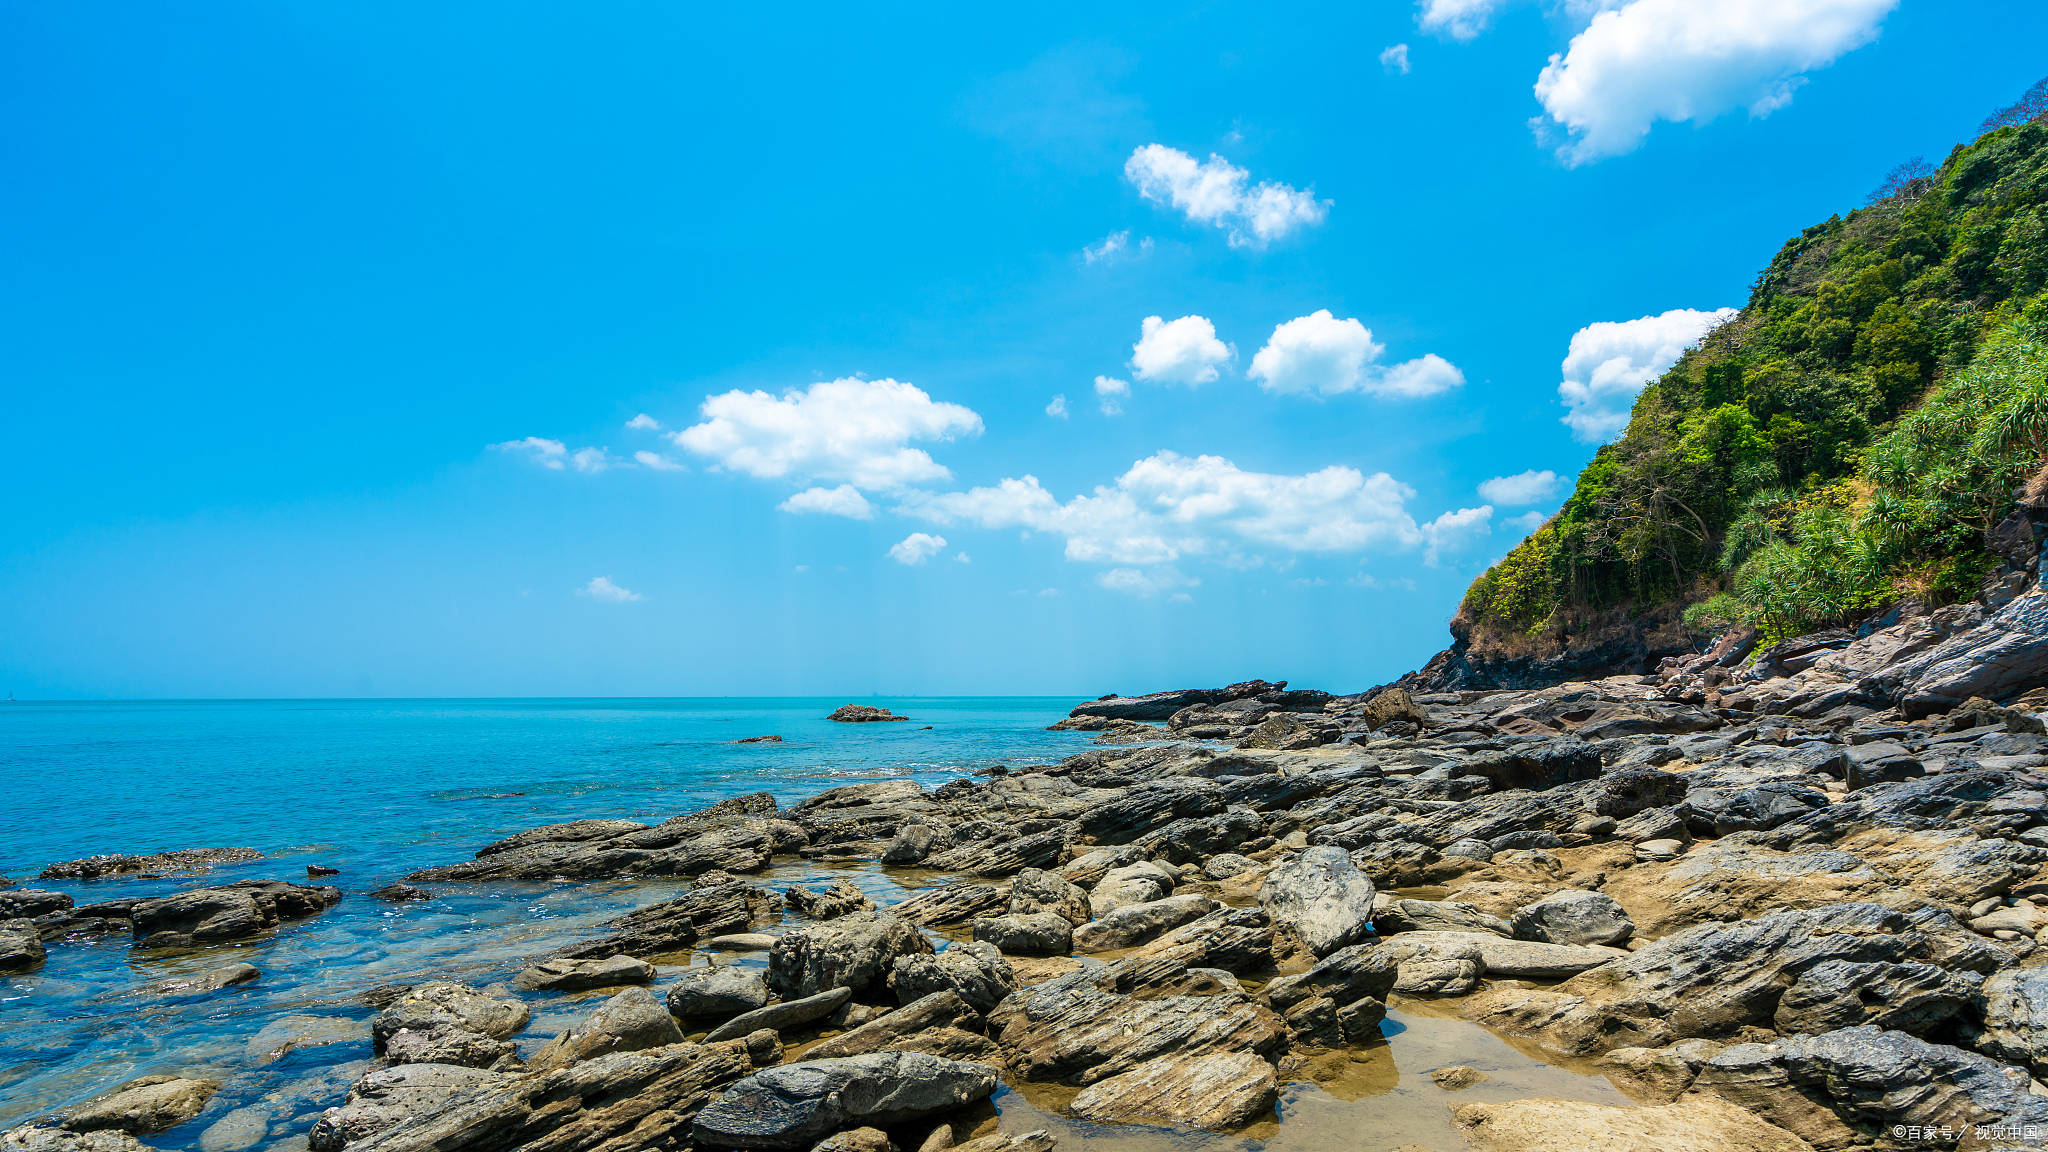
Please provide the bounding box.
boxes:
[16,585,2048,1150]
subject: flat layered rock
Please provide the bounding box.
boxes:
[555,879,775,960]
[890,883,1007,927]
[989,960,1285,1086]
[703,987,852,1042]
[512,954,655,992]
[1068,1051,1277,1130]
[692,1052,999,1150]
[1072,894,1218,952]
[528,986,685,1071]
[0,920,46,973]
[40,847,260,881]
[308,1064,508,1152]
[767,912,931,1000]
[60,1076,220,1136]
[126,880,339,949]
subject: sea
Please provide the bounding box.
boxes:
[0,698,1629,1151]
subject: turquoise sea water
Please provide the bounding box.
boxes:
[0,698,1096,1136]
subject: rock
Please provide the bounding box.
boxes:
[1376,899,1512,937]
[2,1129,150,1152]
[736,734,784,743]
[811,1129,890,1152]
[124,880,338,949]
[1456,739,1602,792]
[785,879,875,920]
[1068,1051,1277,1130]
[308,1064,508,1152]
[39,847,261,881]
[558,879,777,960]
[245,1014,360,1063]
[891,883,1007,927]
[528,986,685,1071]
[1087,862,1176,917]
[1072,894,1218,952]
[1635,838,1685,862]
[1258,846,1376,958]
[805,989,998,1062]
[707,933,781,951]
[0,919,46,972]
[1591,768,1689,819]
[326,1039,754,1152]
[1696,1026,2048,1151]
[972,912,1073,957]
[1431,1065,1486,1089]
[1510,890,1634,947]
[1360,687,1430,730]
[1389,931,1623,981]
[704,987,853,1042]
[1007,869,1091,925]
[1375,935,1484,996]
[1452,1096,1817,1152]
[889,943,1016,1014]
[827,705,911,723]
[60,1075,221,1135]
[692,1052,1000,1150]
[372,982,528,1068]
[668,965,771,1021]
[1262,941,1399,1045]
[0,890,72,918]
[1887,588,2048,717]
[306,864,340,878]
[195,1107,266,1152]
[138,962,259,997]
[1059,846,1147,888]
[988,960,1286,1086]
[511,954,655,992]
[948,1135,1055,1152]
[1969,967,2048,1078]
[924,828,1072,878]
[1203,854,1259,880]
[409,807,793,883]
[767,912,932,1001]
[372,883,430,902]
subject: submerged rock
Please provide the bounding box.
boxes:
[308,1064,508,1152]
[59,1076,220,1136]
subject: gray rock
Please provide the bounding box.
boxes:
[972,912,1073,957]
[804,989,998,1062]
[0,890,72,918]
[372,982,528,1069]
[1376,899,1512,937]
[4,1128,150,1152]
[667,965,770,1021]
[785,879,875,921]
[1374,935,1483,996]
[1455,739,1601,791]
[512,955,655,992]
[989,959,1286,1086]
[767,912,932,1001]
[704,986,853,1042]
[1007,869,1091,925]
[60,1076,220,1135]
[1203,854,1259,880]
[528,986,685,1071]
[1970,967,2048,1078]
[1395,930,1622,980]
[1262,942,1400,1046]
[1591,768,1689,818]
[125,880,339,949]
[1059,846,1147,888]
[1067,1051,1277,1130]
[39,846,261,881]
[692,1052,1000,1150]
[1258,846,1376,958]
[195,1107,265,1152]
[1072,894,1219,952]
[308,1064,507,1152]
[890,883,1007,927]
[1510,890,1633,947]
[889,943,1016,1014]
[0,919,46,973]
[1087,862,1176,918]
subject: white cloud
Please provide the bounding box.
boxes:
[1559,307,1737,442]
[889,532,948,566]
[1123,145,1329,249]
[1046,394,1070,419]
[1082,230,1153,264]
[1478,469,1559,505]
[1422,505,1494,566]
[1095,375,1131,416]
[1131,315,1232,387]
[570,447,620,473]
[492,437,568,469]
[1380,44,1413,74]
[901,451,1421,570]
[675,377,983,491]
[1099,567,1199,598]
[634,450,685,472]
[1533,0,1897,164]
[1503,509,1550,535]
[1248,311,1462,398]
[1418,0,1505,39]
[954,552,972,564]
[625,413,661,431]
[579,576,642,603]
[779,484,874,520]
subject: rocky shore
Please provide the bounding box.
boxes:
[14,592,2048,1151]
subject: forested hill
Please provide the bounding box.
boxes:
[1418,91,2048,689]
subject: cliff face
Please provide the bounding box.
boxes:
[1423,114,2048,690]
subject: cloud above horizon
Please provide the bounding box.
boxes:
[1123,144,1329,249]
[1478,468,1559,505]
[674,377,983,491]
[1130,315,1232,387]
[888,532,948,565]
[780,484,874,519]
[578,575,642,603]
[1248,310,1464,398]
[1558,307,1737,442]
[1534,0,1897,163]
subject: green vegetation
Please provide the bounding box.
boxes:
[1461,109,2048,650]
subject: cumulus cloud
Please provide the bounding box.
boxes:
[901,451,1421,570]
[579,576,643,603]
[1534,0,1897,163]
[1503,509,1550,535]
[634,450,685,472]
[1131,315,1232,387]
[1418,0,1504,39]
[1046,394,1070,419]
[1422,505,1494,566]
[675,377,983,491]
[1380,44,1412,74]
[888,532,948,566]
[1123,145,1329,249]
[779,484,874,520]
[625,413,661,431]
[1082,230,1153,264]
[571,447,620,473]
[1559,307,1737,442]
[1248,311,1463,398]
[1095,375,1131,416]
[492,436,568,470]
[1478,469,1560,505]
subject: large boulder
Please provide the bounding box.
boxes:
[766,912,932,1001]
[512,955,654,992]
[1258,846,1376,958]
[988,960,1285,1086]
[59,1076,220,1135]
[1007,869,1091,925]
[1073,895,1219,952]
[528,986,684,1071]
[972,912,1073,957]
[704,987,853,1042]
[0,920,45,973]
[1068,1051,1278,1130]
[1087,862,1176,918]
[667,965,770,1022]
[889,943,1016,1014]
[1882,588,2048,716]
[785,879,875,921]
[0,890,72,919]
[691,1052,999,1150]
[1510,890,1634,948]
[308,1064,508,1152]
[126,880,338,949]
[372,982,529,1069]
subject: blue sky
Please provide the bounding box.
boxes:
[3,1,2042,699]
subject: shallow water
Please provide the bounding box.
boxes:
[0,699,1631,1150]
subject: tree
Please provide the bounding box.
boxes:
[1981,76,2048,133]
[1866,157,1935,206]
